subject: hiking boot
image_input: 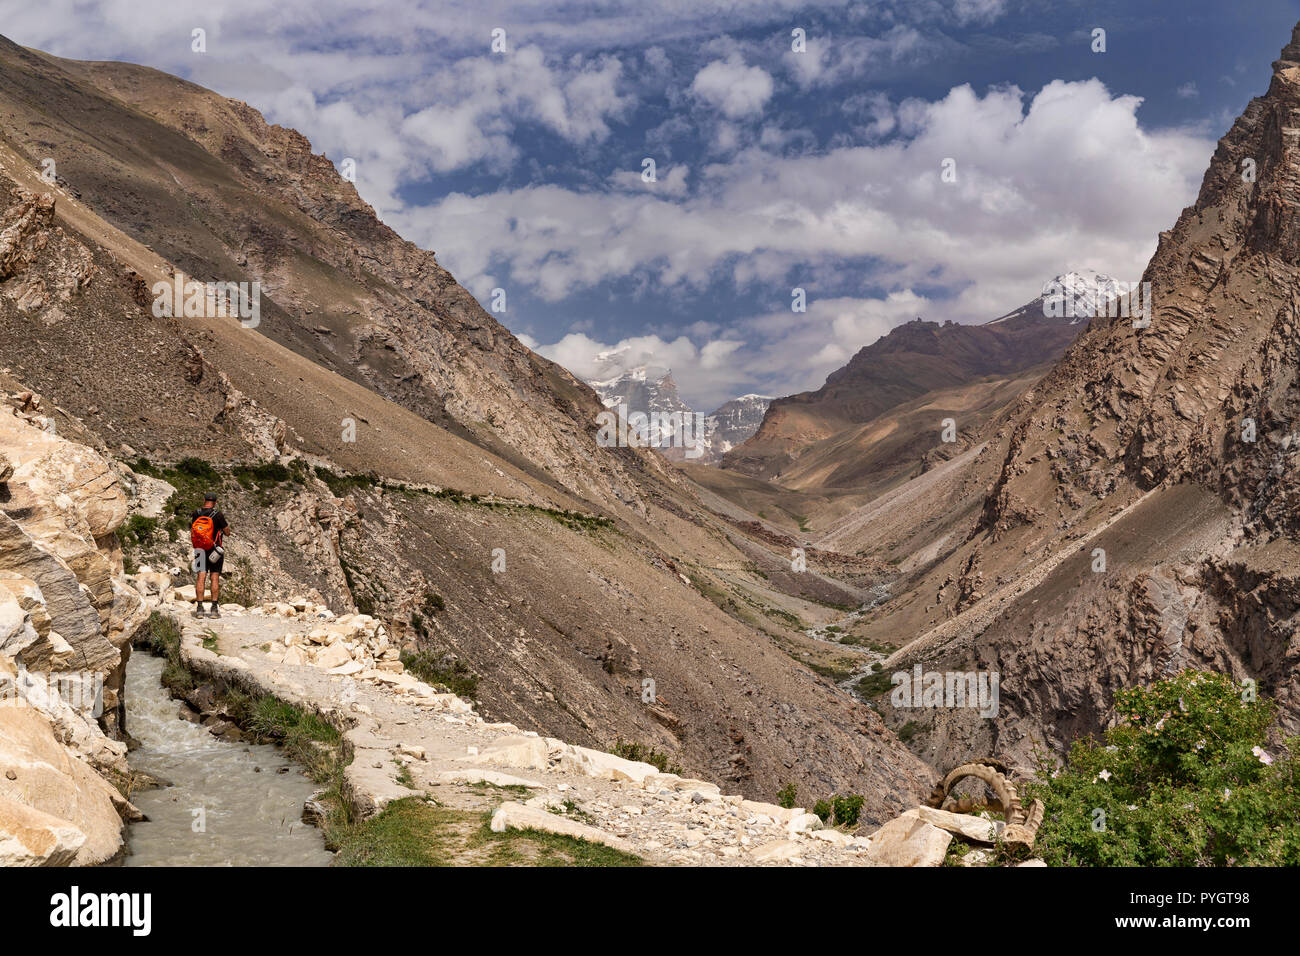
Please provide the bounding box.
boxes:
[192,604,207,618]
[209,604,222,619]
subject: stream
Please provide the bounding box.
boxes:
[801,584,894,701]
[121,650,334,866]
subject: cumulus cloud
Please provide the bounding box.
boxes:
[403,79,1211,313]
[690,55,775,119]
[783,26,936,90]
[400,47,633,173]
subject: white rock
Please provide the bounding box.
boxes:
[750,839,802,863]
[489,802,636,854]
[915,805,1003,844]
[863,810,952,867]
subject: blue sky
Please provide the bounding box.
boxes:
[6,0,1299,408]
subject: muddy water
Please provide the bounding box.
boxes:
[122,651,333,866]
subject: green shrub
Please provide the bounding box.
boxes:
[232,461,293,487]
[134,612,192,696]
[1027,670,1300,866]
[812,793,865,827]
[832,793,864,826]
[776,782,798,809]
[608,739,682,776]
[401,650,479,699]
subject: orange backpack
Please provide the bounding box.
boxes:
[190,512,217,550]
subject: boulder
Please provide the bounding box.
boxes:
[786,811,822,834]
[811,829,854,847]
[0,593,38,658]
[0,691,124,864]
[489,801,636,854]
[749,839,803,863]
[740,799,798,825]
[863,810,952,867]
[556,745,659,783]
[313,642,352,670]
[472,735,551,771]
[915,806,1003,844]
[0,795,86,866]
[0,513,114,671]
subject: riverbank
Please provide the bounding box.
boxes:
[150,601,894,866]
[122,648,332,866]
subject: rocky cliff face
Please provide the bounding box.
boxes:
[983,27,1300,539]
[704,394,772,461]
[847,22,1300,773]
[0,389,148,865]
[0,36,669,513]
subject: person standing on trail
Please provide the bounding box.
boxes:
[190,492,229,618]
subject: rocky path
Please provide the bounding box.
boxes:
[164,599,887,866]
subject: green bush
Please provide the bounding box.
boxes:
[400,650,479,699]
[1027,670,1300,866]
[175,457,220,482]
[608,739,682,776]
[832,794,864,826]
[776,782,798,809]
[812,793,865,827]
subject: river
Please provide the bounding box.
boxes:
[121,650,334,866]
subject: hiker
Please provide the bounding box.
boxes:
[190,493,229,618]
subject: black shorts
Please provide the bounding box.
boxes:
[193,548,224,575]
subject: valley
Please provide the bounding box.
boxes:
[3,13,1300,873]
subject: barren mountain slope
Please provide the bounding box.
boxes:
[724,306,1083,481]
[0,35,667,511]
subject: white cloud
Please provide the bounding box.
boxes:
[401,79,1211,316]
[690,55,775,119]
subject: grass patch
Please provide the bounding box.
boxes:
[897,720,925,743]
[805,659,857,682]
[333,798,641,867]
[854,668,895,699]
[313,466,614,531]
[134,612,193,697]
